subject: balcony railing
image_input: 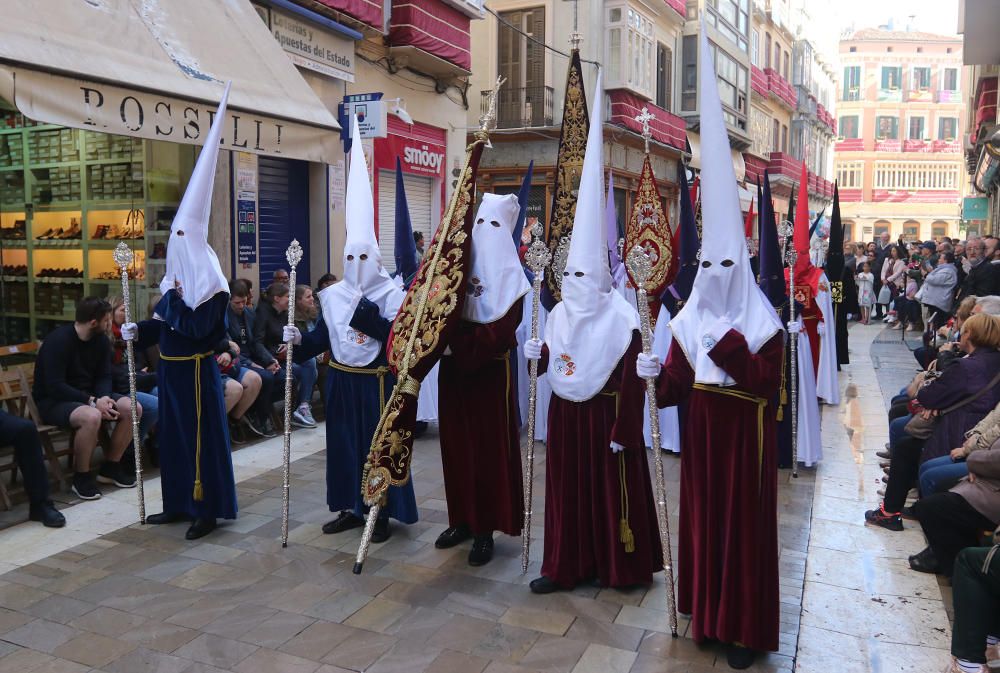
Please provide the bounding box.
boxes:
[816,104,836,134]
[877,88,903,102]
[751,65,769,98]
[875,138,902,152]
[835,138,865,152]
[931,139,961,153]
[902,139,931,153]
[664,0,685,17]
[842,87,862,102]
[764,68,797,109]
[606,90,686,150]
[906,89,933,103]
[483,86,555,129]
[936,90,962,103]
[767,151,801,181]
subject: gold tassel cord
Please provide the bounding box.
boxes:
[158,351,213,501]
[618,451,635,553]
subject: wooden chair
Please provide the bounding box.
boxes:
[14,368,71,492]
[0,341,39,371]
[0,369,27,509]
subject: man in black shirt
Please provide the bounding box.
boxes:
[33,297,141,499]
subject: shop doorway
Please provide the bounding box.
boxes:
[377,170,434,274]
[258,156,310,288]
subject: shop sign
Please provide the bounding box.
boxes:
[964,196,989,220]
[254,3,355,83]
[235,152,258,265]
[341,93,386,140]
[376,133,447,179]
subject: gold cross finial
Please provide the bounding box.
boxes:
[634,107,654,154]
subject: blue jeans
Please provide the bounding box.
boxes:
[919,454,969,497]
[890,414,912,447]
[136,391,159,440]
[292,360,318,407]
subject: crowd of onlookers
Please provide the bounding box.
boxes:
[851,234,1000,671]
[0,269,338,524]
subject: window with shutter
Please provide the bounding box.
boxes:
[656,44,672,110]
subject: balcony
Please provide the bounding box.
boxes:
[764,68,797,109]
[313,0,384,32]
[388,0,473,73]
[484,86,555,129]
[664,0,685,17]
[936,90,962,103]
[816,104,836,134]
[842,87,862,102]
[835,138,864,152]
[606,90,686,150]
[875,138,902,152]
[906,89,933,103]
[877,88,903,102]
[766,151,802,182]
[751,65,769,98]
[931,139,961,153]
[903,139,932,153]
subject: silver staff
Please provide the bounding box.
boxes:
[281,239,304,547]
[113,241,146,524]
[778,222,799,478]
[626,245,678,637]
[521,222,551,573]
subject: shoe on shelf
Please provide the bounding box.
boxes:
[35,228,54,240]
[468,534,494,566]
[371,517,391,544]
[71,472,101,500]
[435,524,472,549]
[185,517,216,540]
[97,460,136,488]
[29,500,66,528]
[865,504,903,531]
[529,576,561,594]
[322,510,365,534]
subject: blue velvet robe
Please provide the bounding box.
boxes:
[294,299,418,523]
[138,290,237,520]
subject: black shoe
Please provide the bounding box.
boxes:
[240,414,266,438]
[900,505,916,520]
[371,517,391,544]
[229,421,246,445]
[876,449,891,460]
[262,417,278,438]
[146,512,191,525]
[529,576,562,594]
[435,524,472,549]
[29,501,65,528]
[71,472,101,500]
[726,644,756,670]
[97,461,136,488]
[864,505,903,531]
[468,534,494,566]
[322,511,365,534]
[185,518,217,540]
[908,546,941,574]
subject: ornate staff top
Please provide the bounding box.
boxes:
[285,238,303,268]
[477,76,506,143]
[113,241,135,270]
[524,222,551,274]
[626,245,652,288]
[634,107,655,155]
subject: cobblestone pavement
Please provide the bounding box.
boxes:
[0,322,949,672]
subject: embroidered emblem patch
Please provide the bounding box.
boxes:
[702,335,717,350]
[346,328,369,345]
[553,353,576,376]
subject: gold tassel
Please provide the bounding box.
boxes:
[193,481,203,502]
[617,451,635,553]
[619,518,635,553]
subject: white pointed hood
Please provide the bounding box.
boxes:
[318,116,405,366]
[160,82,231,308]
[668,28,783,385]
[545,71,639,402]
[464,193,530,324]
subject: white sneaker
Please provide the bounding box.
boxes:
[292,406,316,428]
[300,405,317,427]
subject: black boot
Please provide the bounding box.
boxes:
[725,644,756,670]
[29,501,65,528]
[146,512,191,525]
[371,516,391,544]
[322,511,365,534]
[185,518,217,540]
[435,524,472,549]
[529,576,562,594]
[468,534,494,566]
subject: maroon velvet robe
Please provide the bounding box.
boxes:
[539,333,663,589]
[655,330,783,652]
[438,299,524,536]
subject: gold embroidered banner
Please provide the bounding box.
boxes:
[624,155,674,300]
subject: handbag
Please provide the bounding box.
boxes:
[904,370,1000,439]
[914,282,927,303]
[877,285,892,304]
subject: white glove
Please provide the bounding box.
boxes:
[121,322,138,341]
[283,325,302,345]
[787,321,802,334]
[635,352,661,379]
[611,441,625,454]
[523,338,543,361]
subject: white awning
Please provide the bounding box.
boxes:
[686,131,746,183]
[0,0,342,164]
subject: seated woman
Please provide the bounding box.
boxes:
[866,313,1000,531]
[109,295,158,444]
[919,400,1000,499]
[255,282,317,428]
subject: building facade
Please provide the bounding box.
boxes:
[834,28,965,244]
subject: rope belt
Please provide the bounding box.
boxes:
[158,350,213,501]
[329,361,391,411]
[692,383,768,484]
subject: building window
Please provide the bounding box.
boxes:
[876,116,899,140]
[908,116,926,140]
[912,67,931,91]
[781,124,788,153]
[706,0,749,52]
[835,161,864,190]
[942,67,959,91]
[932,221,948,238]
[843,220,855,240]
[839,115,859,139]
[873,161,961,191]
[764,33,772,69]
[606,6,655,98]
[881,66,902,90]
[656,44,672,110]
[842,66,861,101]
[711,42,748,121]
[874,220,891,237]
[773,44,781,73]
[782,51,790,80]
[751,29,759,66]
[938,117,958,140]
[750,106,771,158]
[772,118,780,153]
[498,7,546,112]
[682,34,696,112]
[903,220,920,239]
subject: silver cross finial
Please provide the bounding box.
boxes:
[634,107,655,154]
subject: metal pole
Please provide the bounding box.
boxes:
[281,239,304,547]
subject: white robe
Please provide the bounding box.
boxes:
[417,362,439,422]
[516,296,550,441]
[795,329,822,466]
[814,272,840,405]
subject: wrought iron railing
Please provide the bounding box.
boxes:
[481,86,555,129]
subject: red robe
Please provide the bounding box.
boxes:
[438,299,524,536]
[654,330,783,652]
[539,333,663,588]
[786,268,821,377]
